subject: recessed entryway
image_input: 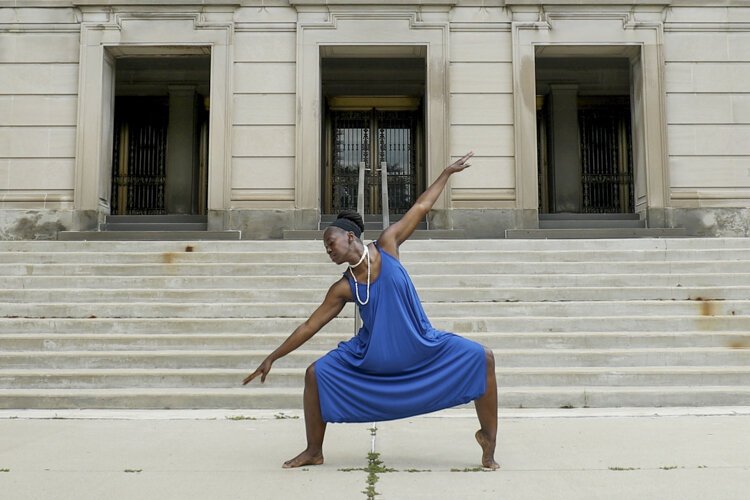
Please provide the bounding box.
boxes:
[320,50,426,220]
[110,53,210,216]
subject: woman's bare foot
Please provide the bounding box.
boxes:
[282,448,324,469]
[475,430,499,470]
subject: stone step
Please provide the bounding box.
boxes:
[283,229,465,240]
[3,366,749,390]
[1,386,749,409]
[58,231,241,241]
[539,213,641,220]
[3,286,749,303]
[102,223,208,231]
[3,300,748,319]
[105,215,208,224]
[505,228,688,239]
[2,315,745,334]
[4,237,750,252]
[3,260,749,276]
[1,332,747,351]
[2,248,750,264]
[1,348,747,369]
[538,219,645,229]
[4,273,750,289]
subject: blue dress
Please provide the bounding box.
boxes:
[314,243,487,423]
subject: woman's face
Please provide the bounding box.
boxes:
[323,227,353,265]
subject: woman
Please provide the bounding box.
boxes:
[243,151,498,470]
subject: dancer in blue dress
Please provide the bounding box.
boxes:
[243,152,498,470]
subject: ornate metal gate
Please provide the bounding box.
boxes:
[111,97,169,215]
[327,109,421,215]
[578,105,634,213]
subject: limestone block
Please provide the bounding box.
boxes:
[231,157,295,190]
[0,96,78,126]
[0,209,72,241]
[666,6,750,24]
[670,157,750,189]
[669,124,750,156]
[664,32,729,62]
[234,6,298,24]
[449,93,513,125]
[666,94,732,125]
[0,63,78,95]
[666,63,750,93]
[0,127,76,158]
[449,124,514,157]
[234,32,296,63]
[233,94,295,126]
[449,62,512,93]
[232,125,295,157]
[234,62,296,93]
[450,31,511,63]
[448,156,515,189]
[0,33,80,63]
[0,7,79,24]
[0,159,75,190]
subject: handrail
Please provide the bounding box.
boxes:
[379,161,389,229]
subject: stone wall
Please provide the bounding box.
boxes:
[1,1,750,238]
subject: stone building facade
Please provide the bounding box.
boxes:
[1,0,749,239]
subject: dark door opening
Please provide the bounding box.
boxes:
[325,107,422,215]
[110,54,210,216]
[536,56,635,214]
[320,51,426,218]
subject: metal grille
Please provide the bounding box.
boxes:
[330,110,419,215]
[331,111,370,213]
[111,98,169,215]
[579,107,634,213]
[376,111,417,214]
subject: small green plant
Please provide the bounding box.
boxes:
[450,467,486,472]
[609,467,639,471]
[124,469,142,473]
[404,468,431,473]
[0,469,10,473]
[225,415,256,421]
[274,412,299,420]
[660,465,678,470]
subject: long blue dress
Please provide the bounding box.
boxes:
[314,243,487,423]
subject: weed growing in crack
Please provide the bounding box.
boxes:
[274,412,299,420]
[362,452,397,499]
[124,469,142,473]
[225,415,256,421]
[0,469,10,473]
[450,467,487,472]
[609,467,640,471]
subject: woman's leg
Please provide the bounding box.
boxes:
[283,363,327,468]
[473,347,499,469]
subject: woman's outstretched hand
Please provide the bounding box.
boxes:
[446,151,474,174]
[243,358,273,385]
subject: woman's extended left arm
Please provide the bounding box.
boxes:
[378,151,473,254]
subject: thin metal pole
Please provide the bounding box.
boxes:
[380,161,389,229]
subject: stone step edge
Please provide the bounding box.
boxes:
[1,347,747,356]
[3,366,750,376]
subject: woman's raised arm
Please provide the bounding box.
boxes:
[378,151,473,255]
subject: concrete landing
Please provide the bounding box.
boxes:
[0,408,748,500]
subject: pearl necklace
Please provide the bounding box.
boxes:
[349,244,370,305]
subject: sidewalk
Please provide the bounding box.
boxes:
[1,408,749,500]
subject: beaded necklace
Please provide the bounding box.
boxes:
[348,244,371,305]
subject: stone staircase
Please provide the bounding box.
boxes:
[1,238,749,410]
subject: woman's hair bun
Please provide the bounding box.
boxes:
[336,210,365,233]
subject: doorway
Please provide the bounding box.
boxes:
[323,104,423,215]
[536,56,634,214]
[320,53,426,218]
[110,55,210,215]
